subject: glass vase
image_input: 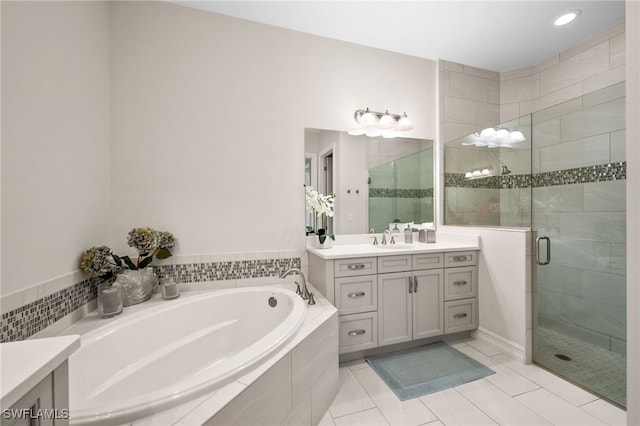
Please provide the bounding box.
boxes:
[97,281,123,318]
[116,268,158,306]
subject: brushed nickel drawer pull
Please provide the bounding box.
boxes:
[453,280,467,286]
[348,329,366,336]
[453,313,468,319]
[348,292,366,298]
[347,264,366,270]
[452,255,469,262]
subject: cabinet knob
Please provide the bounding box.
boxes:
[453,280,467,286]
[347,292,366,298]
[348,329,366,336]
[453,313,468,319]
[452,255,469,262]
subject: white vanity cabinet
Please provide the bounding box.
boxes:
[377,253,444,346]
[333,257,379,353]
[308,247,479,355]
[443,251,478,333]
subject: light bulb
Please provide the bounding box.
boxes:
[510,131,525,142]
[378,110,396,129]
[358,108,378,128]
[395,113,413,131]
[479,127,497,141]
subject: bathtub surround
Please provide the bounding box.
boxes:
[1,253,301,343]
[61,285,338,426]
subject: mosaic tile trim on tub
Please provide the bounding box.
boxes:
[0,256,301,343]
[154,257,301,283]
[1,276,100,342]
[445,162,626,189]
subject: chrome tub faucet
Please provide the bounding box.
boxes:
[279,268,315,305]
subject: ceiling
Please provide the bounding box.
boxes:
[172,1,625,72]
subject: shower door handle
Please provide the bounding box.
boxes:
[536,236,551,265]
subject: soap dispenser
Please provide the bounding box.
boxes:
[404,225,413,244]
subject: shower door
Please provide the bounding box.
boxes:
[531,83,627,407]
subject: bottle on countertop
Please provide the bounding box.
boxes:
[404,225,413,244]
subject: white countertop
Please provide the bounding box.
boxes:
[307,240,480,260]
[1,334,81,408]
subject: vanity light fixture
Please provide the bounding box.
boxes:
[461,127,525,148]
[464,166,494,180]
[554,9,581,26]
[349,108,414,138]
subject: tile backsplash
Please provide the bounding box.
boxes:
[0,254,301,343]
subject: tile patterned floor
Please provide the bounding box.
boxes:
[319,337,627,426]
[534,327,626,407]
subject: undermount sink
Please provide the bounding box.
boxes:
[375,244,414,249]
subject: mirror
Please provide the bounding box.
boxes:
[305,128,434,235]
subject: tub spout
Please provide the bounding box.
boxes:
[279,268,314,304]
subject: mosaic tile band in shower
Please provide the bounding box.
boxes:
[0,256,301,343]
[445,162,626,189]
[369,188,434,198]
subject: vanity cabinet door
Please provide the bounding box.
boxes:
[336,275,377,315]
[377,272,412,346]
[412,270,444,340]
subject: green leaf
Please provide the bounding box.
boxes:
[121,256,137,270]
[138,256,154,269]
[112,254,123,267]
[318,234,326,244]
[155,248,172,259]
[328,234,335,241]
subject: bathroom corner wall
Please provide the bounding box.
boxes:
[1,2,111,295]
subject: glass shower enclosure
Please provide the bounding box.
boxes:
[444,82,627,407]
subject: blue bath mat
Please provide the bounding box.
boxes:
[366,342,495,400]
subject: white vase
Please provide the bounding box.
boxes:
[115,268,157,306]
[315,236,334,249]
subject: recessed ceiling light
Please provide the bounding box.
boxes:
[554,10,581,26]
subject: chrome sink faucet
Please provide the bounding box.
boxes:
[381,229,396,245]
[279,268,315,305]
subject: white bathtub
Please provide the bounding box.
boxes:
[68,286,306,425]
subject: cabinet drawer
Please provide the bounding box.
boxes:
[444,251,477,267]
[444,266,476,301]
[335,257,377,277]
[378,255,412,274]
[339,312,378,353]
[444,299,477,333]
[336,275,377,315]
[413,252,444,270]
